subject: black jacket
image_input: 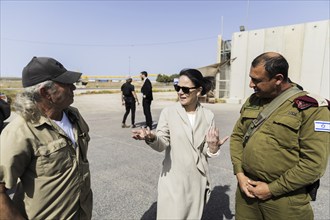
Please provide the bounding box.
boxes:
[141,78,153,100]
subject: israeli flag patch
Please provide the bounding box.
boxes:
[314,121,330,132]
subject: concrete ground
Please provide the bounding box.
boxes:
[4,91,330,219]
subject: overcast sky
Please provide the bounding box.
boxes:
[1,0,329,77]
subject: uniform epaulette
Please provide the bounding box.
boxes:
[294,93,330,110]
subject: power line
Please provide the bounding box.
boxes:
[1,36,217,47]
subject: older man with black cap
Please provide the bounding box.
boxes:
[0,57,93,220]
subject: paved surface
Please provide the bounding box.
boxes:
[5,91,330,219]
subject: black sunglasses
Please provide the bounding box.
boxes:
[174,84,197,94]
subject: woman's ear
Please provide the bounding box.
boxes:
[197,87,203,96]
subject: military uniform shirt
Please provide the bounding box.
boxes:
[230,88,329,197]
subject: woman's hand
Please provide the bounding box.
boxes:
[132,127,155,142]
[206,126,229,154]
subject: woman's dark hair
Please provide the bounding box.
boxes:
[179,68,213,96]
[251,52,289,81]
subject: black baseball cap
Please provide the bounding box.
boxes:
[22,57,82,88]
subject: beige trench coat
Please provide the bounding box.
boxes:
[148,102,215,220]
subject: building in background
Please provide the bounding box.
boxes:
[202,19,329,103]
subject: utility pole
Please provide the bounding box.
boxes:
[128,56,131,75]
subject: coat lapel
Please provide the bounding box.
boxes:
[175,102,214,176]
[175,103,193,145]
[193,104,213,150]
[193,104,214,176]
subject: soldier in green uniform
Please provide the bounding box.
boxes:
[230,52,329,220]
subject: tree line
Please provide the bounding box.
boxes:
[155,74,179,83]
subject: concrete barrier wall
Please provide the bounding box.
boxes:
[227,20,329,103]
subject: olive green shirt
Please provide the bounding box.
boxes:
[230,89,329,197]
[0,106,92,220]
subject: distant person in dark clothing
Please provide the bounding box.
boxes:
[121,77,139,128]
[0,97,11,134]
[140,71,153,129]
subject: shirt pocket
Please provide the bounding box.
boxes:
[35,138,73,176]
[241,108,259,129]
[268,115,301,149]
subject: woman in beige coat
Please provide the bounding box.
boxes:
[132,69,228,219]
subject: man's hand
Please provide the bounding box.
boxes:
[0,183,25,220]
[247,180,272,200]
[236,173,255,198]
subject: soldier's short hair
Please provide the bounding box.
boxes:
[252,52,289,81]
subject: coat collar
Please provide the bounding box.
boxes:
[176,102,196,145]
[175,102,214,177]
[175,102,213,148]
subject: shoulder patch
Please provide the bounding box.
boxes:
[306,93,329,106]
[314,121,330,132]
[294,94,330,110]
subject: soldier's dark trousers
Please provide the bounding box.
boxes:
[235,186,314,220]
